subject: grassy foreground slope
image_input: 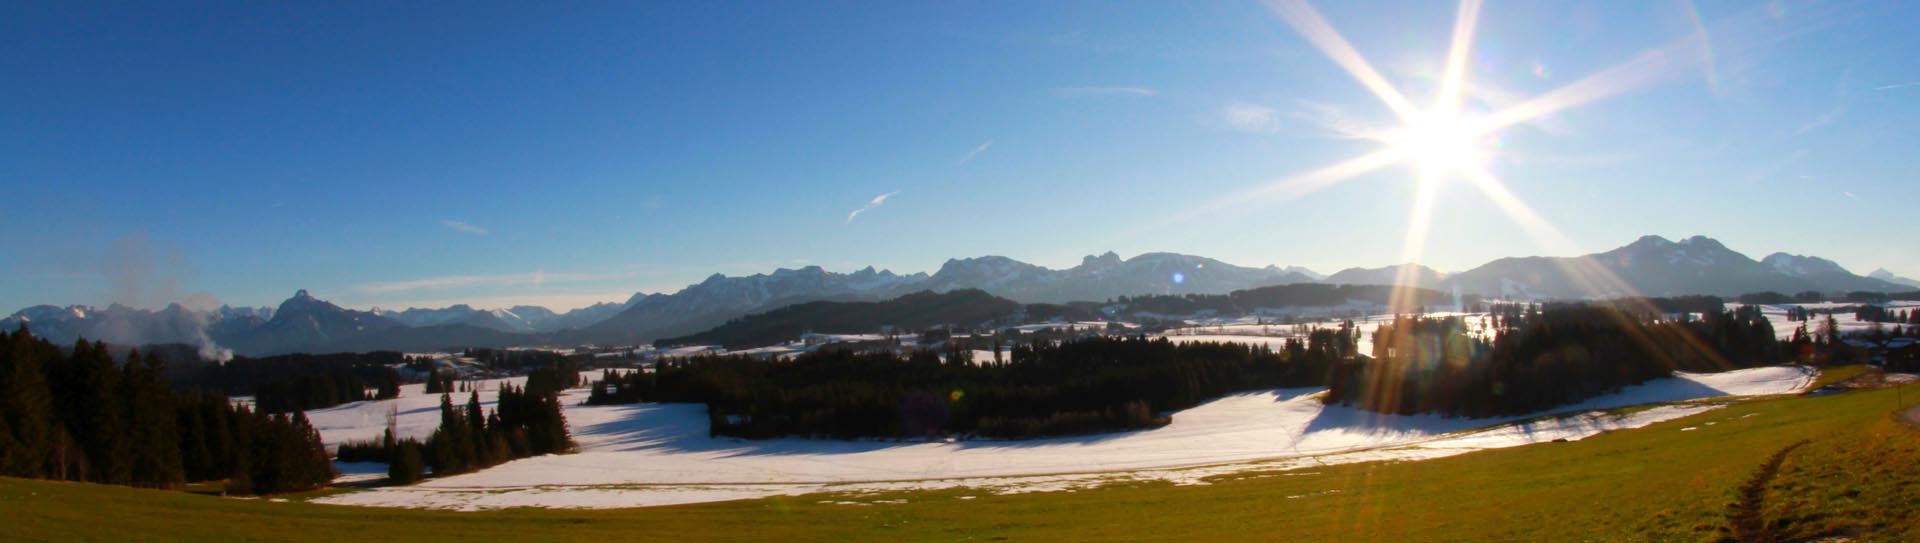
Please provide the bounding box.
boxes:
[3,372,1917,542]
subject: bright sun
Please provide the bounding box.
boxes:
[1391,111,1486,176]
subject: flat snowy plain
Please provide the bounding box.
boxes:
[1746,301,1920,341]
[311,364,1814,510]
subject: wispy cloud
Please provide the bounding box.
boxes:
[1221,102,1283,133]
[1741,148,1810,183]
[957,140,994,165]
[1051,86,1158,97]
[1287,99,1388,140]
[1874,82,1920,91]
[1792,106,1845,135]
[440,220,488,235]
[845,191,899,224]
[1793,70,1853,136]
[344,292,638,313]
[355,270,635,295]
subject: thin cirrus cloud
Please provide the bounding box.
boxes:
[1793,71,1853,136]
[1051,86,1159,97]
[845,191,899,224]
[1287,99,1389,140]
[440,220,488,235]
[1220,102,1283,133]
[956,140,994,165]
[354,270,637,295]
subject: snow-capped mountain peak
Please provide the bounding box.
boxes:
[1869,268,1920,288]
[1761,252,1850,277]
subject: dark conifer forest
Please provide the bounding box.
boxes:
[338,364,576,483]
[590,297,1793,439]
[182,352,408,413]
[1113,283,1455,317]
[1326,301,1781,417]
[592,330,1355,439]
[0,328,333,494]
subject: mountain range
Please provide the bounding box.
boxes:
[3,234,1911,356]
[1871,268,1920,289]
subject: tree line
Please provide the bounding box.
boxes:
[1854,305,1918,325]
[337,368,574,484]
[586,297,1790,437]
[589,331,1354,439]
[1326,302,1780,418]
[0,327,332,494]
[1112,283,1455,317]
[184,351,410,413]
[253,371,400,414]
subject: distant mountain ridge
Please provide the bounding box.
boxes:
[370,300,632,334]
[562,251,1317,347]
[1871,268,1920,289]
[656,289,1025,349]
[1442,235,1904,298]
[1323,264,1445,290]
[4,236,1910,355]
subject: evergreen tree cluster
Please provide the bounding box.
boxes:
[420,385,573,477]
[1854,305,1918,325]
[1737,291,1794,305]
[0,328,333,494]
[253,372,384,414]
[1784,305,1817,322]
[423,370,457,394]
[590,333,1351,439]
[522,359,582,395]
[1326,302,1780,418]
[185,351,403,412]
[462,347,576,372]
[339,384,573,484]
[1113,284,1454,318]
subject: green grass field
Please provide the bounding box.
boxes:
[5,368,1917,542]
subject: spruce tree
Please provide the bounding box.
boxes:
[388,439,425,484]
[0,329,58,478]
[121,350,184,488]
[62,340,130,484]
[466,391,489,465]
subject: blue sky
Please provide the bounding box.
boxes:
[3,0,1917,311]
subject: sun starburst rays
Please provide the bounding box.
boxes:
[1242,0,1724,315]
[1132,0,1816,342]
[1263,0,1423,122]
[1435,0,1483,115]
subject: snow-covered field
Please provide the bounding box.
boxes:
[310,365,1813,510]
[1728,299,1920,343]
[1741,302,1920,341]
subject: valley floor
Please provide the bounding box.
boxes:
[4,365,1916,542]
[308,365,1812,510]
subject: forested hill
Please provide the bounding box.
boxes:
[1115,283,1454,316]
[655,289,1023,348]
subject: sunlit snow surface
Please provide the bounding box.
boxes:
[1742,301,1920,341]
[309,364,1812,510]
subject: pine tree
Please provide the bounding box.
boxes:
[290,412,334,489]
[61,340,130,484]
[388,439,425,484]
[466,391,489,466]
[121,350,184,488]
[0,329,58,478]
